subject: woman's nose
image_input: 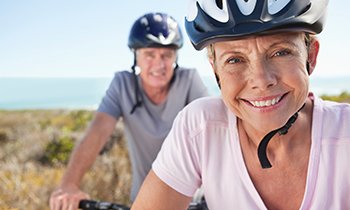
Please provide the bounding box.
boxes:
[248,60,277,91]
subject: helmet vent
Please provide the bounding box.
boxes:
[267,0,291,15]
[298,3,312,16]
[216,0,223,9]
[236,0,257,16]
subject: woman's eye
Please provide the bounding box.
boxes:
[273,49,291,57]
[227,57,242,64]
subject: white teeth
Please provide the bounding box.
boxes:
[150,72,161,76]
[250,96,281,107]
[150,71,165,76]
[271,98,276,105]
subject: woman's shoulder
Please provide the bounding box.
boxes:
[178,96,232,128]
[185,96,225,110]
[313,94,350,139]
[314,95,350,119]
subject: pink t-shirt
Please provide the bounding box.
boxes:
[152,94,350,209]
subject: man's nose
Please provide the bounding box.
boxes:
[153,55,167,69]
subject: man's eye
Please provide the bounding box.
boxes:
[163,53,174,59]
[146,54,155,59]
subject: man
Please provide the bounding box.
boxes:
[50,12,208,210]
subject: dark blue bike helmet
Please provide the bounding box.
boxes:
[128,12,183,50]
[185,0,329,50]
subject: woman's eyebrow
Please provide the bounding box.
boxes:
[268,39,300,49]
[217,50,243,60]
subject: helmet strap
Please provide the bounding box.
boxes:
[257,103,305,168]
[306,61,310,75]
[214,73,221,89]
[130,51,143,114]
[169,57,179,85]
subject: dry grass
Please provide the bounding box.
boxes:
[1,94,348,209]
[0,110,131,210]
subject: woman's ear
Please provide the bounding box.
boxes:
[209,58,221,89]
[209,58,215,70]
[207,44,221,89]
[307,38,320,75]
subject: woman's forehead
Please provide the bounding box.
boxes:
[214,32,304,48]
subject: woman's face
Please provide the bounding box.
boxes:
[210,32,318,133]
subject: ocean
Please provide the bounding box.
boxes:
[0,76,349,110]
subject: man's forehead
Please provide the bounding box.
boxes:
[137,48,176,54]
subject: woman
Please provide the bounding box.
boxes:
[132,1,350,209]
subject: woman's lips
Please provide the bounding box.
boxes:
[243,93,287,108]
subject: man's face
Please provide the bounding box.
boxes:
[210,32,317,134]
[136,47,177,90]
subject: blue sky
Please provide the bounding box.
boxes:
[0,0,349,78]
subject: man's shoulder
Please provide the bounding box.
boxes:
[176,66,197,76]
[110,70,134,83]
[113,70,133,78]
[175,67,202,86]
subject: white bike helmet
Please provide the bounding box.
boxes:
[185,0,328,50]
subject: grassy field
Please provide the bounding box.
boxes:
[0,92,349,209]
[0,110,131,209]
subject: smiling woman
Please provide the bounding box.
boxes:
[132,1,350,210]
[210,32,313,139]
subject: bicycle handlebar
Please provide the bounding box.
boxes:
[79,199,130,210]
[79,198,208,210]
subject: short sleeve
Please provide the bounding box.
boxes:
[97,74,123,119]
[152,111,202,197]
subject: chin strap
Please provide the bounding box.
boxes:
[130,53,143,114]
[257,104,305,169]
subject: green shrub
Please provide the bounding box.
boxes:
[0,130,8,143]
[39,135,75,166]
[321,91,350,103]
[69,110,93,131]
[39,110,93,132]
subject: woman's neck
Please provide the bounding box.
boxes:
[238,98,313,157]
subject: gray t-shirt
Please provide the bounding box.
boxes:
[98,67,208,200]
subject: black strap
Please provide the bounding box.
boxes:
[129,53,143,114]
[257,104,305,168]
